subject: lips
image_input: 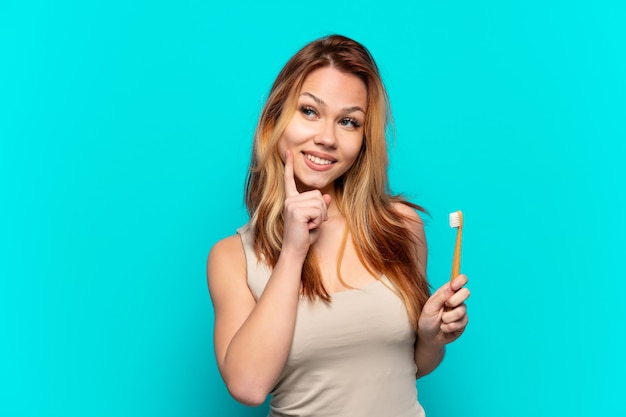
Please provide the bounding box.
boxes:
[302,151,336,171]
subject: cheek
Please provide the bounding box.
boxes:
[278,123,297,154]
[283,116,318,145]
[277,139,286,162]
[345,136,364,161]
[277,121,299,159]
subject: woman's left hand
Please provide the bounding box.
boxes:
[417,274,470,346]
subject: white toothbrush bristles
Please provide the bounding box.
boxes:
[449,211,461,228]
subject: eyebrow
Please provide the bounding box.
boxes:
[301,92,366,114]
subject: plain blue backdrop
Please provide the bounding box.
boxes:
[1,1,624,416]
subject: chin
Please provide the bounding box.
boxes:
[299,177,334,192]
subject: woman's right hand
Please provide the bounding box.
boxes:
[282,150,332,259]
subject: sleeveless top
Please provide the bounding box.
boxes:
[237,225,426,417]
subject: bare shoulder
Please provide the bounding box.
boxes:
[207,234,247,293]
[208,234,245,265]
[392,201,425,235]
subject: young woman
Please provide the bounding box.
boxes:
[207,34,470,417]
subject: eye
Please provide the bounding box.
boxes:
[299,105,319,119]
[339,117,362,129]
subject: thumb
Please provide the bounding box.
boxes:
[422,283,452,316]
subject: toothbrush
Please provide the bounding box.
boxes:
[449,210,464,283]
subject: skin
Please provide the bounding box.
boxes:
[278,67,366,198]
[207,66,470,406]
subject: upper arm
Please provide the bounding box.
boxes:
[207,235,257,372]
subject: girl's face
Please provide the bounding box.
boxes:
[278,66,367,195]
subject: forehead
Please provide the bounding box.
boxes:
[299,67,367,110]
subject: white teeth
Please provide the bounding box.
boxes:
[306,154,332,165]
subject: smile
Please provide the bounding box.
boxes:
[305,153,334,165]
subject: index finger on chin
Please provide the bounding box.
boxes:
[284,150,299,197]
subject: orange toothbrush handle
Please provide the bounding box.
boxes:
[450,224,463,282]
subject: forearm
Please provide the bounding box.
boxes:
[221,251,304,403]
[414,337,446,379]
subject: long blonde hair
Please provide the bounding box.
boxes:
[244,35,430,329]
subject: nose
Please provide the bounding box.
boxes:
[314,120,338,148]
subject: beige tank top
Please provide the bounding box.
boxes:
[238,225,426,417]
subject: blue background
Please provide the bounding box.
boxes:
[1,1,624,416]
